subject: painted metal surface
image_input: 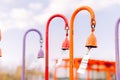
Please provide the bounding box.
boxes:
[45,14,68,80]
[70,6,96,80]
[22,29,43,80]
[115,18,120,80]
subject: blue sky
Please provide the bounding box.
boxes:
[0,0,120,71]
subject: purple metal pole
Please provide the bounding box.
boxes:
[22,29,43,80]
[115,18,120,80]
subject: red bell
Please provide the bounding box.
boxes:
[61,37,69,50]
[85,32,97,48]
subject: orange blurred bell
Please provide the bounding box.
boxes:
[61,37,69,50]
[0,48,2,57]
[85,32,97,48]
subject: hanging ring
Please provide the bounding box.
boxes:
[91,24,95,32]
[40,39,43,48]
[65,26,69,37]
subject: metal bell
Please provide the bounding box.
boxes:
[37,48,44,58]
[85,32,97,48]
[61,37,69,50]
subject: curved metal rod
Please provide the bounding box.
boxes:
[69,6,96,80]
[115,18,120,80]
[45,14,69,80]
[22,29,43,80]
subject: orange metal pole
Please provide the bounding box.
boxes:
[54,66,57,80]
[69,6,96,80]
[106,68,111,80]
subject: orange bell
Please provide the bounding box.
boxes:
[85,32,97,48]
[61,37,69,50]
[0,48,2,57]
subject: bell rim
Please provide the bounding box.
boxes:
[85,45,97,48]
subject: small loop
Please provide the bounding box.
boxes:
[91,24,95,29]
[91,24,95,32]
[40,39,43,48]
[65,26,69,30]
[40,39,43,43]
[65,26,69,37]
[91,18,96,27]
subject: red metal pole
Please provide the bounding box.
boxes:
[45,14,69,80]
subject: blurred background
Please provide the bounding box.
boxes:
[0,0,120,80]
